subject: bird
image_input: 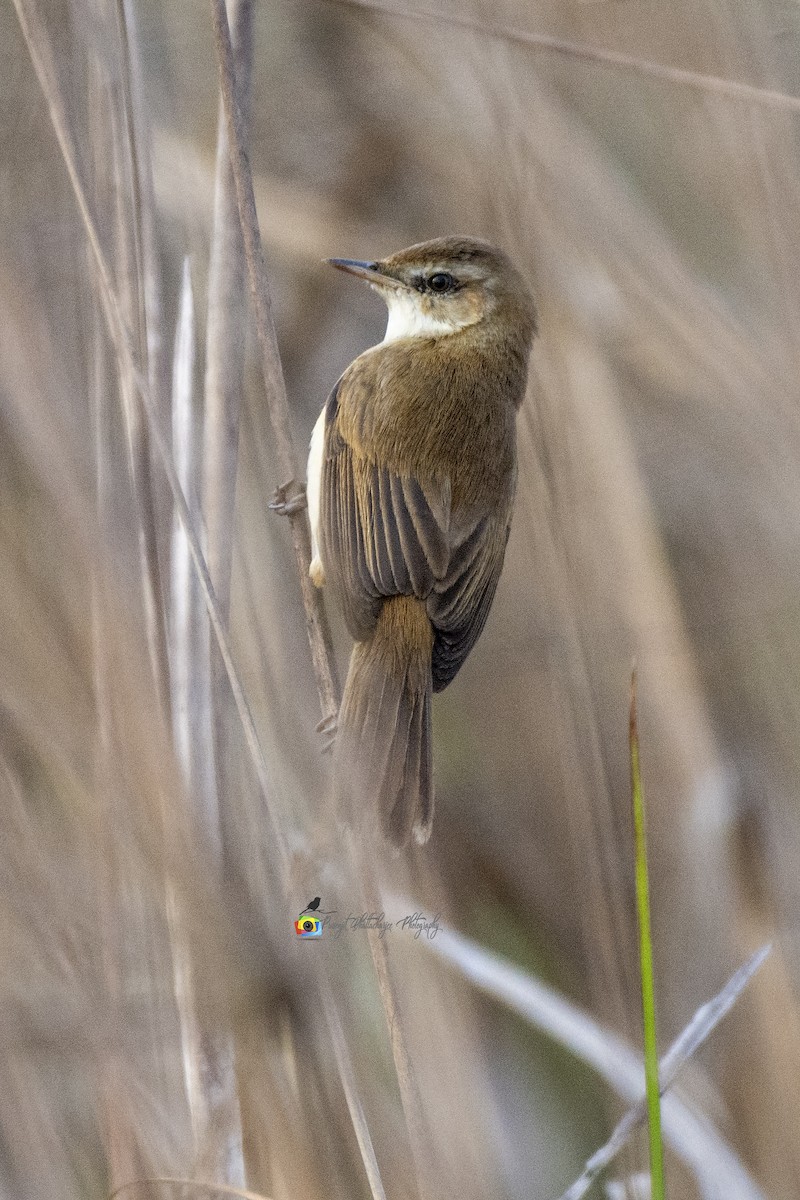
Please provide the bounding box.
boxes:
[307,237,536,847]
[301,897,321,913]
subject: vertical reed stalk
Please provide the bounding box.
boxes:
[208,0,340,723]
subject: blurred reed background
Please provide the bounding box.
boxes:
[1,0,799,1197]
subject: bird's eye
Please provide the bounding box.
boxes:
[427,272,455,293]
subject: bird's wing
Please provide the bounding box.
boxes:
[321,379,514,688]
[320,379,451,641]
[426,490,514,691]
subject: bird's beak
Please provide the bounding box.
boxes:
[326,258,408,291]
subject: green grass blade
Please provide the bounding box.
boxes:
[630,670,666,1200]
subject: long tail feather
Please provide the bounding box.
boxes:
[335,596,434,846]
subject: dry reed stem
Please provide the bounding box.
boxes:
[91,321,143,1195]
[113,0,175,609]
[107,0,173,721]
[107,15,172,728]
[170,259,245,1183]
[209,0,340,725]
[11,0,290,880]
[183,2,254,1177]
[171,259,216,824]
[86,21,189,1189]
[110,0,147,368]
[15,0,175,732]
[204,0,253,620]
[113,0,170,412]
[203,0,253,968]
[327,0,800,115]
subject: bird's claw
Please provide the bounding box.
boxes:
[269,480,307,516]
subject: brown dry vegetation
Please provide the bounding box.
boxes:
[1,0,799,1198]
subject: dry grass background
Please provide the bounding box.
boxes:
[1,0,799,1197]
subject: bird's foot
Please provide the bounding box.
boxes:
[316,711,338,755]
[269,480,307,516]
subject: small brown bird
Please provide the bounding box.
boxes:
[308,237,536,846]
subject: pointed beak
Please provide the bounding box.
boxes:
[326,258,407,291]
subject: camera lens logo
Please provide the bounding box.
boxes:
[295,914,323,937]
[294,898,326,938]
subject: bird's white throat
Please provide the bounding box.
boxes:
[380,289,462,343]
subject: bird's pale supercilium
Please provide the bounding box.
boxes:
[308,237,536,846]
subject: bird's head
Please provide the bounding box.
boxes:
[327,236,536,348]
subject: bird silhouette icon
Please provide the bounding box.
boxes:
[301,897,321,914]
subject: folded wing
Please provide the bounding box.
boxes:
[321,383,514,690]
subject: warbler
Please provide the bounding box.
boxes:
[307,237,536,846]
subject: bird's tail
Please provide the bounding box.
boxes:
[335,595,434,846]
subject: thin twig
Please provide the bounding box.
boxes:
[660,944,771,1081]
[422,920,767,1200]
[559,944,771,1200]
[325,0,800,115]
